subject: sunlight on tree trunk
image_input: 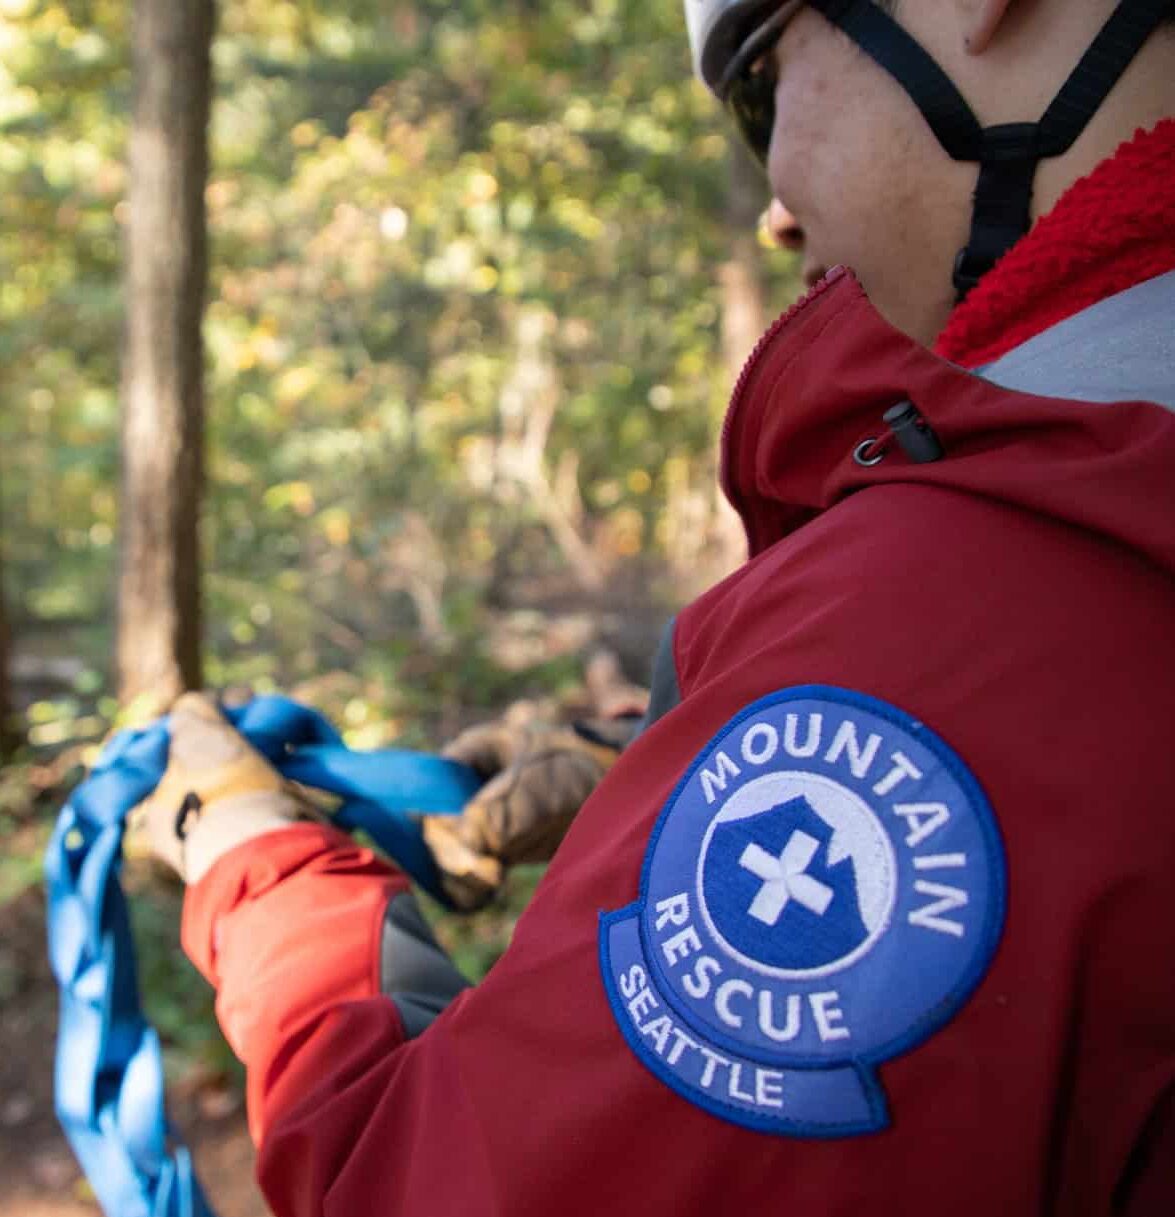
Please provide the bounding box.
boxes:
[713,135,767,575]
[497,305,604,591]
[117,0,214,710]
[720,137,769,385]
[380,511,451,646]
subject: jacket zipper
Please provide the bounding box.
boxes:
[719,266,848,498]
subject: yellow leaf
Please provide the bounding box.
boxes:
[465,170,499,204]
[275,365,320,405]
[470,264,499,293]
[320,507,352,547]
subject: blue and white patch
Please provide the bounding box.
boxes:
[599,685,1005,1137]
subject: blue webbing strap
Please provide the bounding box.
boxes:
[44,695,481,1217]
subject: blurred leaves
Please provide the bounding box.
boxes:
[2,0,797,695]
[1,0,799,1078]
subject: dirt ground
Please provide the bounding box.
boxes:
[0,847,272,1217]
[0,882,269,1217]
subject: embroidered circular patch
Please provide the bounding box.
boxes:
[599,685,1006,1136]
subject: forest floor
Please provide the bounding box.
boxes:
[0,565,679,1216]
[1,877,268,1215]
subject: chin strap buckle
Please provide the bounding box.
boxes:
[953,123,1040,300]
[952,247,987,301]
[814,0,1174,300]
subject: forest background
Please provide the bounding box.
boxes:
[0,0,800,1212]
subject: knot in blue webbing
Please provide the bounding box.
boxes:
[44,695,479,1217]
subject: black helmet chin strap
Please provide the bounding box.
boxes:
[809,0,1173,299]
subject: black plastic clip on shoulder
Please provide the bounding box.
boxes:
[883,401,944,463]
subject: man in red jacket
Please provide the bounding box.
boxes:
[138,1,1175,1212]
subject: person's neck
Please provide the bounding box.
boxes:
[934,117,1175,367]
[1032,27,1175,223]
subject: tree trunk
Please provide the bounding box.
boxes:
[117,0,214,709]
[719,136,769,388]
[712,135,768,573]
[0,540,15,758]
[497,305,605,591]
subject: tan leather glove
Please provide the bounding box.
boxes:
[422,706,641,912]
[129,692,307,883]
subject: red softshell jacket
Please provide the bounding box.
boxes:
[184,267,1175,1215]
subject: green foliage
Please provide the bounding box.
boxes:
[203,0,727,669]
[126,870,244,1083]
[2,0,800,1079]
[1,0,126,630]
[3,0,798,690]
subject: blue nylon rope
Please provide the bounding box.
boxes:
[44,695,480,1217]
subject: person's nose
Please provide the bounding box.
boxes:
[765,198,805,250]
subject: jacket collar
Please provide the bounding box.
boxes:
[720,266,1175,575]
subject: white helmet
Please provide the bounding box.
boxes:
[684,0,777,93]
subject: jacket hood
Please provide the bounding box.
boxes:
[721,266,1175,578]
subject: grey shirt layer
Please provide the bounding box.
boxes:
[381,891,470,1036]
[979,269,1175,409]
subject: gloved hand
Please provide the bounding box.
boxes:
[422,702,643,912]
[129,692,309,883]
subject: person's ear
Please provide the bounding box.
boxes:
[961,0,1016,55]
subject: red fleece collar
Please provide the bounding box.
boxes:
[935,119,1175,369]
